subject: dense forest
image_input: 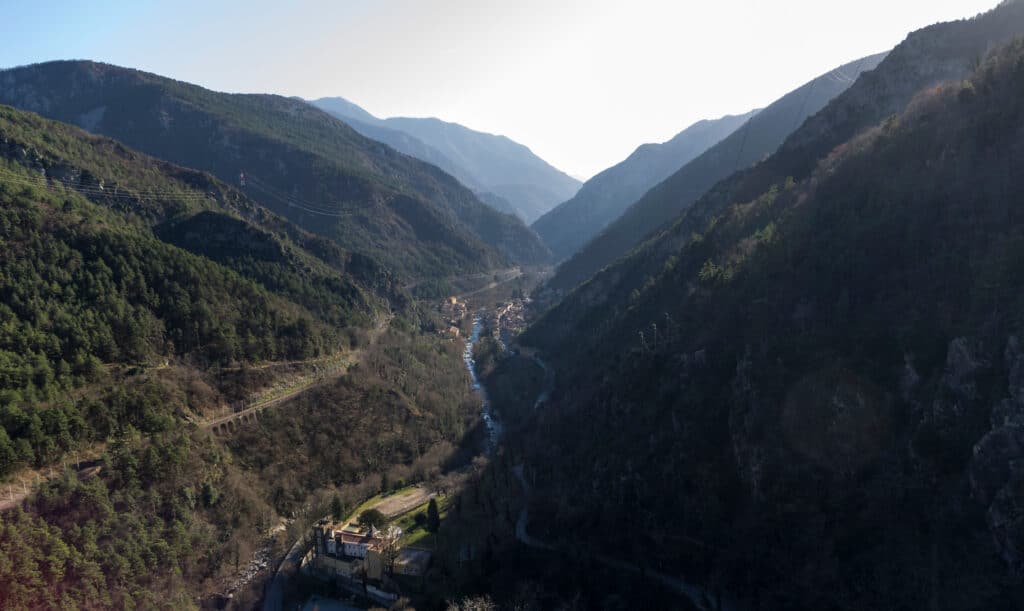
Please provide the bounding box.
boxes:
[0,61,552,281]
[0,103,487,609]
[8,2,1024,610]
[225,327,484,516]
[518,33,1024,609]
[0,168,342,474]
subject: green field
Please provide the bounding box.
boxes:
[391,496,451,549]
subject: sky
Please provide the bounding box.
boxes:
[0,0,1002,180]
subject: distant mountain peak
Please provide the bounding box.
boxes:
[309,95,380,124]
[310,97,580,223]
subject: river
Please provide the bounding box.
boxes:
[466,308,729,611]
[463,315,503,452]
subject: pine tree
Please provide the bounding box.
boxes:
[330,494,344,522]
[426,498,440,532]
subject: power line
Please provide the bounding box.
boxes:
[731,117,753,174]
[788,56,871,140]
[0,168,213,202]
[0,165,356,219]
[246,176,353,218]
[246,176,350,214]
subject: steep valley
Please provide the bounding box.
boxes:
[7,2,1024,610]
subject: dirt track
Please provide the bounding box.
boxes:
[371,487,435,519]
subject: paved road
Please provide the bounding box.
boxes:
[512,463,726,609]
[405,266,521,293]
[456,268,523,300]
[512,465,555,551]
[263,532,310,611]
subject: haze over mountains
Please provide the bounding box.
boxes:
[0,61,552,281]
[533,109,760,262]
[311,96,581,223]
[6,1,1024,609]
[546,51,888,291]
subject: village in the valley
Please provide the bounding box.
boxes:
[439,294,531,346]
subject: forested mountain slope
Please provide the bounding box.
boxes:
[0,62,551,279]
[547,51,887,291]
[0,104,481,608]
[0,102,395,463]
[520,34,1024,610]
[533,109,758,261]
[312,97,581,222]
[544,1,1024,307]
[327,114,470,194]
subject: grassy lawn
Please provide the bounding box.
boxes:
[340,492,384,528]
[340,485,423,527]
[391,496,451,549]
[336,486,451,550]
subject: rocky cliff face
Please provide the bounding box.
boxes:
[971,336,1024,575]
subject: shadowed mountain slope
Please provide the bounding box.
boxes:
[548,51,887,291]
[520,12,1024,608]
[533,109,759,261]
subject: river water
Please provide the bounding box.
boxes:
[463,315,503,452]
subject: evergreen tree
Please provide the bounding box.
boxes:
[330,494,344,522]
[426,498,440,532]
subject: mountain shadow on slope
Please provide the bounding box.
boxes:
[520,33,1024,610]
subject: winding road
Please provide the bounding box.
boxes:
[509,353,733,611]
[262,530,309,611]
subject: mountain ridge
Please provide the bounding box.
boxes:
[532,109,760,261]
[518,26,1024,609]
[546,50,888,291]
[0,61,551,280]
[311,96,581,222]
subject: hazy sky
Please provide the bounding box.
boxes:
[0,0,1001,179]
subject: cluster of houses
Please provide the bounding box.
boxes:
[440,296,468,339]
[493,298,528,338]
